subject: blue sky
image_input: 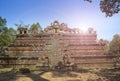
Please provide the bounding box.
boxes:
[0,0,120,40]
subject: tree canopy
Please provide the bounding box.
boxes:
[101,39,110,54]
[85,0,120,17]
[29,22,42,31]
[0,17,16,56]
[0,16,6,26]
[110,34,120,55]
[0,17,7,34]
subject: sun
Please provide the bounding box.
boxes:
[70,22,89,33]
[80,27,88,32]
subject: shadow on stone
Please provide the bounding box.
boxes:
[95,68,120,81]
[25,70,49,81]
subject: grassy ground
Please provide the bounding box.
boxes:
[0,68,120,81]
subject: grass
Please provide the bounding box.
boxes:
[0,68,12,73]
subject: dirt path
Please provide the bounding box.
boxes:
[0,71,106,81]
[0,69,120,81]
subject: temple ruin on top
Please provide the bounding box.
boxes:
[6,21,115,68]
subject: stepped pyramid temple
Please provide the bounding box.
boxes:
[5,21,115,68]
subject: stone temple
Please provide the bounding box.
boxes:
[7,21,115,68]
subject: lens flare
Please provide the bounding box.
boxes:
[80,27,88,32]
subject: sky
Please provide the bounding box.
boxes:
[0,0,120,40]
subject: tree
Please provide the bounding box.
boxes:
[0,16,8,55]
[101,39,110,54]
[84,0,120,17]
[0,17,7,26]
[7,27,17,43]
[29,22,42,34]
[110,34,120,55]
[109,34,120,67]
[0,16,16,56]
[0,17,7,34]
[29,22,42,31]
[15,21,29,29]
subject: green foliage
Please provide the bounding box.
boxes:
[29,22,42,31]
[0,16,16,56]
[100,0,120,17]
[0,34,11,46]
[15,23,29,29]
[103,39,110,54]
[85,0,120,17]
[0,16,6,26]
[0,27,8,34]
[110,34,120,55]
[0,17,7,34]
[0,34,10,55]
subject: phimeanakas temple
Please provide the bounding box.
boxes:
[0,21,116,69]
